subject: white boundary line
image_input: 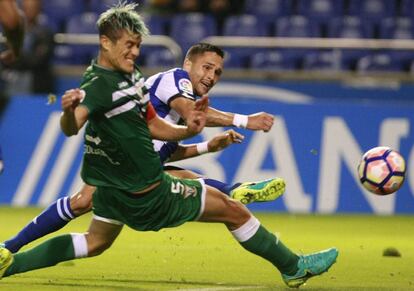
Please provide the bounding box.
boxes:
[168,286,266,291]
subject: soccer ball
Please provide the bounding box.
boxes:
[357,146,406,195]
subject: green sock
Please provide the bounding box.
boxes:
[5,234,75,277]
[240,226,299,275]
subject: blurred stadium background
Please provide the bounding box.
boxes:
[0,1,413,213]
[0,0,414,290]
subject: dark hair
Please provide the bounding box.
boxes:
[185,43,225,61]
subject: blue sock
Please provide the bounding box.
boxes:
[4,197,75,253]
[203,178,241,195]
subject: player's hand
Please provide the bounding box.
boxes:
[247,112,274,132]
[186,110,206,135]
[186,95,208,135]
[195,94,209,113]
[61,89,85,113]
[207,129,244,152]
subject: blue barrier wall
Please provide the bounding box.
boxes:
[0,81,413,214]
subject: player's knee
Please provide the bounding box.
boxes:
[86,236,114,257]
[223,198,251,229]
[70,192,93,216]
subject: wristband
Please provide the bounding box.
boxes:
[232,114,248,128]
[196,141,209,154]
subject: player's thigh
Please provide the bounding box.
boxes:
[199,185,251,230]
[70,184,96,216]
[85,218,123,256]
[165,168,201,179]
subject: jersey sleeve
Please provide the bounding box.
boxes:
[80,77,109,116]
[152,69,196,105]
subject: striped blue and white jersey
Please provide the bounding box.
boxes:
[145,68,197,163]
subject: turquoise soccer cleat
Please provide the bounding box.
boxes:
[230,178,286,204]
[282,247,339,288]
[0,247,13,279]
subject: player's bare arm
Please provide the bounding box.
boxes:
[148,95,208,141]
[147,110,206,142]
[60,89,89,136]
[170,95,275,132]
[168,129,244,162]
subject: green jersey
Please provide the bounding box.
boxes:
[79,60,163,192]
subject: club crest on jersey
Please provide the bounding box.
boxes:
[178,78,193,95]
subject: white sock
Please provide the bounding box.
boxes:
[71,233,88,258]
[230,216,260,242]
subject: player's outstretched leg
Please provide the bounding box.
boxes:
[282,248,338,288]
[1,234,83,278]
[230,177,286,204]
[0,219,122,278]
[164,167,285,204]
[2,197,75,253]
[200,186,337,288]
[2,184,95,253]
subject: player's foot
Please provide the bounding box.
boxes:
[282,247,338,288]
[230,178,285,204]
[0,247,13,279]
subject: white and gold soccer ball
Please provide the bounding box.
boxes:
[357,146,406,195]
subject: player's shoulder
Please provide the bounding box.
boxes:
[146,68,188,86]
[81,67,117,95]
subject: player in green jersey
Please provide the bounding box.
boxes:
[1,24,285,256]
[0,3,338,288]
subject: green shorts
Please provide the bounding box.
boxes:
[92,173,206,231]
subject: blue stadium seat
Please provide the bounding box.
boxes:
[389,51,413,71]
[249,50,299,70]
[244,0,292,22]
[297,0,344,21]
[66,12,98,34]
[223,48,250,68]
[66,13,99,64]
[327,16,375,38]
[302,50,343,71]
[53,45,77,65]
[88,0,147,14]
[400,0,414,17]
[357,53,404,72]
[170,13,217,52]
[142,14,168,35]
[340,50,371,70]
[379,17,414,39]
[348,0,396,23]
[42,0,85,31]
[145,47,176,68]
[223,15,268,37]
[37,14,60,33]
[275,16,321,37]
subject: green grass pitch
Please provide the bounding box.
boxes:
[0,207,413,290]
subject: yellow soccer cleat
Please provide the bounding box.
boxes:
[230,178,286,205]
[0,247,13,279]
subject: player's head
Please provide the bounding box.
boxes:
[183,43,224,96]
[97,2,148,73]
